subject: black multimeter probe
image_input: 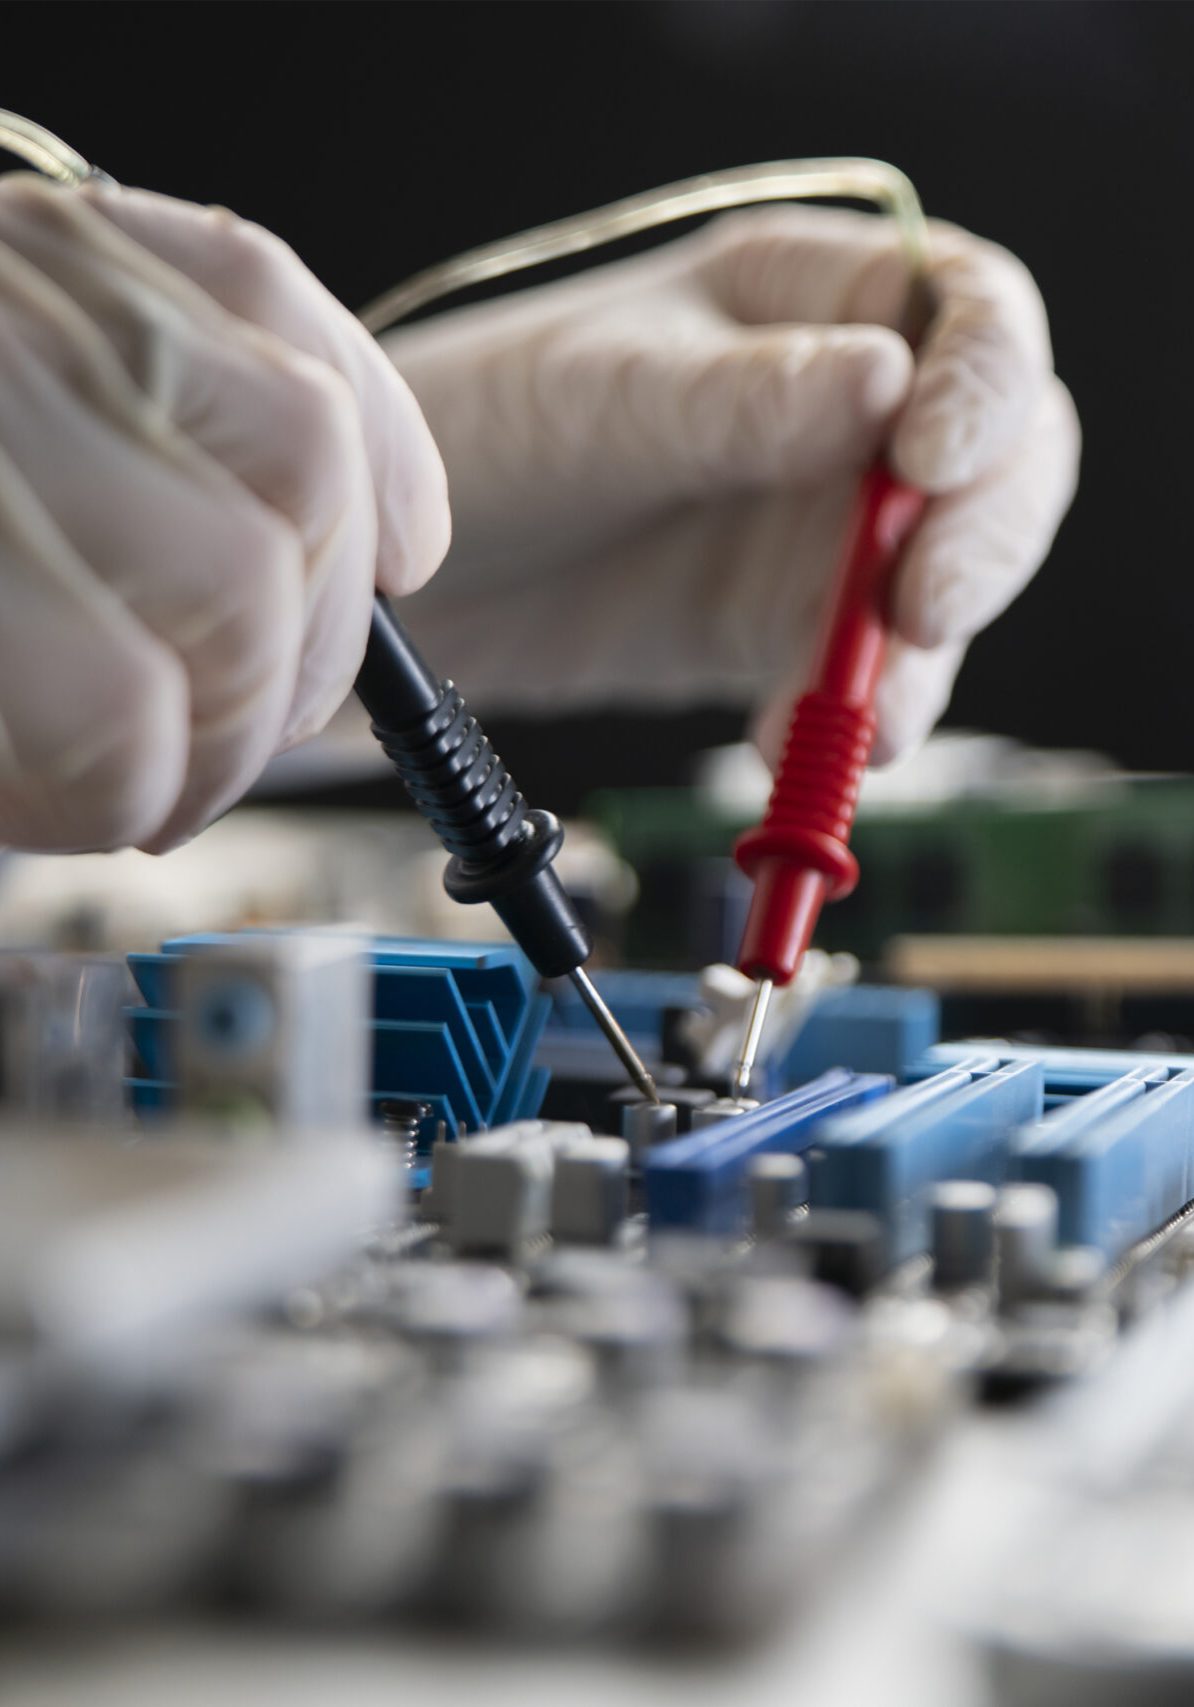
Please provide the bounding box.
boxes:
[355,594,660,1105]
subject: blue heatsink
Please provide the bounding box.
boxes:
[127,932,551,1145]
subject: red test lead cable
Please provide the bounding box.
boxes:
[730,461,927,1093]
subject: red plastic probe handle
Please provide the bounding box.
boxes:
[734,462,926,984]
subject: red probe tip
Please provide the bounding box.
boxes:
[736,861,829,987]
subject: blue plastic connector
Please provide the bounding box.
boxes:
[545,970,939,1087]
[810,1055,1044,1264]
[779,985,939,1082]
[1010,1065,1194,1257]
[644,1068,892,1233]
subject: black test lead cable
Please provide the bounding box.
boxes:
[355,594,661,1105]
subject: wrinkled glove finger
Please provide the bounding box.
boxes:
[892,222,1055,492]
[871,637,968,765]
[699,205,1055,491]
[401,484,842,711]
[0,178,379,750]
[891,376,1080,649]
[525,311,912,498]
[73,178,451,596]
[0,237,305,852]
[0,442,188,852]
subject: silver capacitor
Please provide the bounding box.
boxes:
[621,1099,678,1157]
[930,1180,997,1290]
[690,1097,760,1130]
[994,1183,1059,1306]
[749,1154,809,1238]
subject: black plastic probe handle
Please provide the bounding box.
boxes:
[355,595,592,980]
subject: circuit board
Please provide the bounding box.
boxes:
[1,930,1193,1705]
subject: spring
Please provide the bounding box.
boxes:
[378,1099,431,1170]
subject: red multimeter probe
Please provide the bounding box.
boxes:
[730,461,926,1092]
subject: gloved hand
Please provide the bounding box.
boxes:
[385,205,1079,765]
[0,176,449,853]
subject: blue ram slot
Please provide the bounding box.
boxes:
[645,1069,892,1233]
[914,1041,1194,1100]
[1010,1065,1194,1256]
[811,1056,1044,1264]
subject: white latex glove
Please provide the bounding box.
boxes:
[0,176,449,853]
[385,206,1079,765]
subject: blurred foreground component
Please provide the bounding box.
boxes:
[0,953,128,1120]
[0,1126,399,1389]
[974,1277,1194,1704]
[174,932,370,1128]
[0,1103,939,1634]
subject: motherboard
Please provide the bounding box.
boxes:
[1,929,1193,1705]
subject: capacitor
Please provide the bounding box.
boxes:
[749,1154,809,1239]
[690,1097,761,1130]
[621,1100,678,1157]
[994,1183,1059,1307]
[929,1180,997,1291]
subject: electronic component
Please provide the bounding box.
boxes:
[992,1182,1061,1306]
[446,1120,591,1257]
[549,1134,630,1245]
[1009,1065,1194,1258]
[129,932,552,1146]
[928,1180,998,1290]
[620,1098,679,1155]
[645,1069,891,1234]
[691,1095,760,1127]
[173,932,370,1127]
[0,1127,398,1388]
[0,952,128,1120]
[790,1209,889,1297]
[611,1083,717,1134]
[749,1153,810,1237]
[541,970,940,1128]
[810,1056,1044,1266]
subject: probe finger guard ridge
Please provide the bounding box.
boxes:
[369,681,526,862]
[734,692,874,901]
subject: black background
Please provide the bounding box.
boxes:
[6,1,1192,809]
